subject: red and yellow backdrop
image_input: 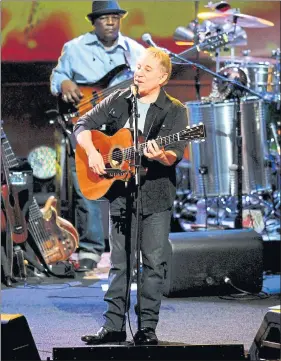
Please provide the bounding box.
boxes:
[2,1,280,62]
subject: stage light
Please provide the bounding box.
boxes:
[27,145,56,180]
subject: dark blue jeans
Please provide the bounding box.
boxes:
[103,205,171,332]
[69,156,105,257]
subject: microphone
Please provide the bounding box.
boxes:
[132,83,139,97]
[141,33,172,57]
[141,33,158,48]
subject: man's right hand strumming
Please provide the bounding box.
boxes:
[88,149,107,176]
[61,79,83,103]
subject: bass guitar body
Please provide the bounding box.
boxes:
[57,64,132,125]
[36,196,79,264]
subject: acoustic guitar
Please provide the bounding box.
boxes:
[75,124,206,200]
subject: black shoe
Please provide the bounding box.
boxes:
[81,327,127,345]
[76,258,97,272]
[133,327,158,345]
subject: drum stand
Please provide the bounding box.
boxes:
[232,96,243,228]
[195,166,209,229]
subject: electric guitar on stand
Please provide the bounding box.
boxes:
[1,123,33,244]
[1,122,79,268]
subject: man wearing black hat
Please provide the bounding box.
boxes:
[50,1,144,271]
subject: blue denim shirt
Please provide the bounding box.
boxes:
[50,31,145,95]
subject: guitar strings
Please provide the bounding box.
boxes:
[28,198,50,255]
[100,129,194,163]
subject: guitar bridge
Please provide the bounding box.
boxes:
[104,168,128,178]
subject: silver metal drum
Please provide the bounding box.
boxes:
[186,98,271,197]
[222,60,278,94]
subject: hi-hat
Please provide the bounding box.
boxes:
[198,11,274,28]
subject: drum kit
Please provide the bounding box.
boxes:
[173,2,280,236]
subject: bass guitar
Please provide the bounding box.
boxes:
[28,195,79,264]
[75,124,206,200]
[1,122,33,244]
[57,33,229,126]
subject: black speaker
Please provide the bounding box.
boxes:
[1,314,41,360]
[249,309,280,360]
[164,229,263,297]
[53,344,245,360]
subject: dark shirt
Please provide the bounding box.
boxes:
[74,87,189,215]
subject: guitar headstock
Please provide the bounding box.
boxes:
[180,123,206,142]
[199,33,229,52]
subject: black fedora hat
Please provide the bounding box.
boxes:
[87,1,127,21]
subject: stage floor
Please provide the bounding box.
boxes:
[1,253,280,360]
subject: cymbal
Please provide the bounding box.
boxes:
[214,55,278,64]
[198,11,274,28]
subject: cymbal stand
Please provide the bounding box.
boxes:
[194,0,201,100]
[215,48,221,72]
[230,15,239,61]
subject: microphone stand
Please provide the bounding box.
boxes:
[130,85,142,331]
[161,47,271,229]
[194,1,201,100]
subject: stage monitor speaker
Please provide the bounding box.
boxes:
[53,344,245,360]
[249,309,280,360]
[1,313,41,360]
[164,229,263,297]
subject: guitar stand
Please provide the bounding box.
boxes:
[1,246,13,287]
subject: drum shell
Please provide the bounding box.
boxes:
[223,61,279,94]
[186,99,271,197]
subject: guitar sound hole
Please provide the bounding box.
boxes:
[111,148,123,167]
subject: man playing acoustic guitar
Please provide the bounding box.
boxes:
[74,47,189,345]
[50,1,144,271]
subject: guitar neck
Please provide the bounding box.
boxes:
[27,197,50,246]
[1,138,20,168]
[1,138,20,183]
[123,130,186,160]
[28,197,44,222]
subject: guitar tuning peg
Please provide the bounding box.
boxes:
[186,125,190,129]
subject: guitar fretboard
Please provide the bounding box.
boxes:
[121,127,203,161]
[28,197,43,222]
[64,78,133,120]
[1,138,20,168]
